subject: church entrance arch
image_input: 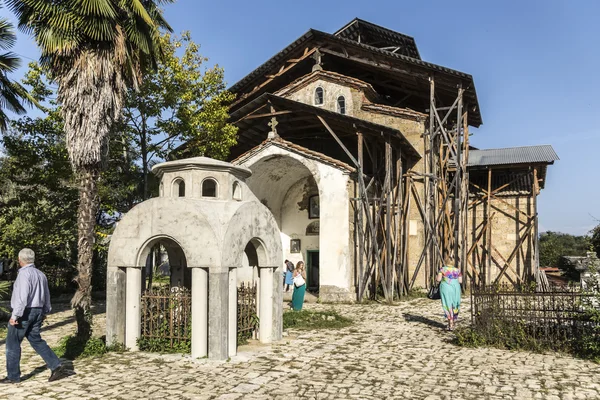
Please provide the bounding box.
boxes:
[244,154,321,294]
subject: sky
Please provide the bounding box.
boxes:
[4,0,600,236]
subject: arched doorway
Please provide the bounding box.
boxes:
[140,237,190,291]
[245,155,320,293]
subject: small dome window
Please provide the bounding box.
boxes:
[202,178,218,198]
[232,181,242,201]
[337,96,346,115]
[314,87,324,105]
[173,178,185,197]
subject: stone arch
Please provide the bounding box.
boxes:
[221,202,281,268]
[107,198,221,269]
[137,235,190,289]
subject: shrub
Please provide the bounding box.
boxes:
[136,337,191,353]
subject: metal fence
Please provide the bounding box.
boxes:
[140,282,260,350]
[140,286,192,348]
[237,282,258,341]
[471,283,599,343]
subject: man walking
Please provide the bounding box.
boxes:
[1,248,66,384]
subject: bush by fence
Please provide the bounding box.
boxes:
[457,283,600,361]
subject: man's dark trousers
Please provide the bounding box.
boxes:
[5,307,60,381]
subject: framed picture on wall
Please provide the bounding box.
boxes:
[290,239,301,253]
[308,195,320,219]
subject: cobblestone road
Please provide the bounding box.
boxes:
[1,298,599,399]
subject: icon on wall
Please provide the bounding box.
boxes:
[309,195,320,219]
[290,239,301,253]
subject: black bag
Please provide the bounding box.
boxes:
[427,284,441,300]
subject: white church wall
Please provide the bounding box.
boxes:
[280,176,320,267]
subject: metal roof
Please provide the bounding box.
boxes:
[468,145,559,167]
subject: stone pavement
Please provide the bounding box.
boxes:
[1,298,599,399]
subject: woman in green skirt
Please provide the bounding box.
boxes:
[291,261,306,310]
[436,255,463,331]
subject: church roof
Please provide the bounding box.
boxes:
[232,137,356,173]
[229,93,421,161]
[229,19,482,126]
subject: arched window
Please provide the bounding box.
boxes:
[337,96,346,115]
[202,178,217,197]
[173,178,185,197]
[232,181,242,201]
[314,87,324,105]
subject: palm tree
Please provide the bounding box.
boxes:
[0,5,32,131]
[7,0,173,339]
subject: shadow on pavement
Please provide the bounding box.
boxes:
[0,302,106,347]
[402,313,446,330]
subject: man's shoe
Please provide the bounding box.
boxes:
[0,377,19,384]
[48,365,67,382]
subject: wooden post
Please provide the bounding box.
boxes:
[385,139,393,302]
[486,168,492,284]
[357,132,365,301]
[533,167,540,278]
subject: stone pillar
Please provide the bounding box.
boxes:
[272,267,283,341]
[208,269,229,360]
[106,267,126,346]
[191,267,208,359]
[228,268,237,357]
[259,267,273,344]
[125,267,142,350]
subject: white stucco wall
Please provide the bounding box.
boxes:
[236,144,354,299]
[280,176,319,266]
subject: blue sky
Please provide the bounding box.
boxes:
[5,0,600,235]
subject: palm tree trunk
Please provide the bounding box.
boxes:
[72,165,100,339]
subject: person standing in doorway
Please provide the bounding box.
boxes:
[436,254,463,331]
[1,248,67,384]
[284,260,294,292]
[291,261,307,311]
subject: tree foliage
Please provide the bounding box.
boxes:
[0,63,141,284]
[118,31,237,199]
[539,231,591,268]
[0,3,34,130]
[7,0,174,339]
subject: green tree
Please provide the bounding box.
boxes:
[118,32,237,199]
[7,0,173,338]
[539,231,591,268]
[0,63,142,287]
[0,4,33,130]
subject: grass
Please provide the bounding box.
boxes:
[283,309,353,330]
[53,335,127,359]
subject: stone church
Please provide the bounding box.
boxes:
[226,19,558,301]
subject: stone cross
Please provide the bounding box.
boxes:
[268,117,279,138]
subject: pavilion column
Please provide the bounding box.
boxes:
[259,267,274,344]
[191,267,208,359]
[208,269,229,360]
[228,268,237,357]
[125,267,142,350]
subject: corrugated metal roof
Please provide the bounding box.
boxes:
[468,145,559,167]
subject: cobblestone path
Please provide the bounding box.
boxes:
[1,299,599,399]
